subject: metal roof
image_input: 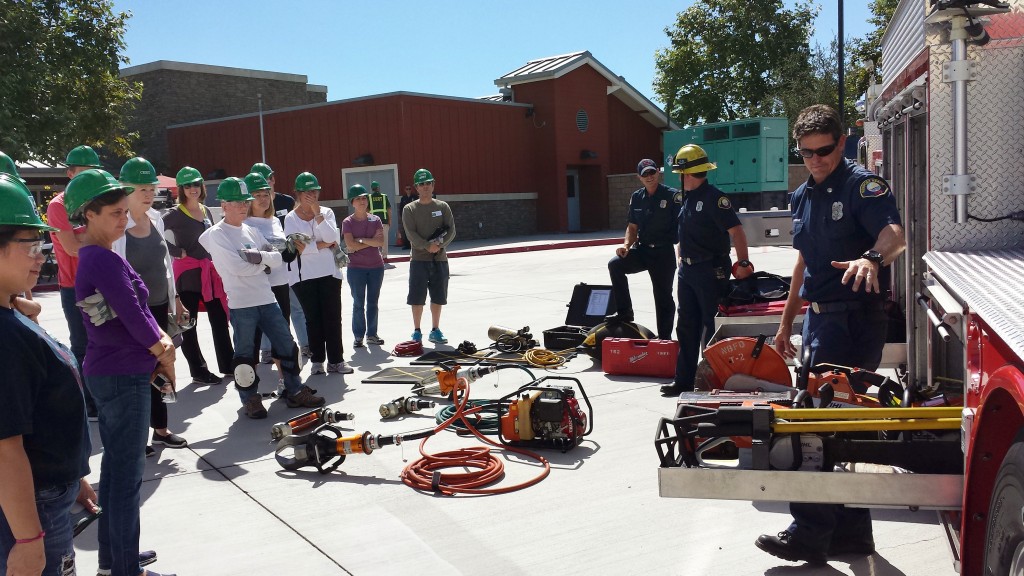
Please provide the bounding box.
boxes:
[494,51,677,130]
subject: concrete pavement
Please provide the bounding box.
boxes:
[28,232,958,576]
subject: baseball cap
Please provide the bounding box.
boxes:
[637,159,658,176]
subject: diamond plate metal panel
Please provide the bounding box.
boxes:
[927,4,1024,251]
[925,249,1024,361]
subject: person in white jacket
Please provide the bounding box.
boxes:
[198,177,324,419]
[283,172,353,376]
[114,157,189,455]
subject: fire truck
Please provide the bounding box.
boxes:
[656,2,1024,574]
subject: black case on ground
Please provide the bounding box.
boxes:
[543,283,616,350]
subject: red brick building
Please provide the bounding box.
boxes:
[167,51,674,240]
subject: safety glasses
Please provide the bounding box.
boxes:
[795,142,839,158]
[13,238,45,257]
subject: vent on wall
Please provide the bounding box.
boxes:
[576,109,589,132]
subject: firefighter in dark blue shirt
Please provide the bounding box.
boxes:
[661,145,752,395]
[756,104,906,565]
[606,159,680,339]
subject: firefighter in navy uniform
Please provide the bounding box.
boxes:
[606,159,680,340]
[661,145,752,396]
[755,104,906,565]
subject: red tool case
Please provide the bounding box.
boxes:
[601,338,678,378]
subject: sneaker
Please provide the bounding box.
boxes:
[98,551,157,575]
[145,446,155,458]
[244,395,268,419]
[286,385,326,408]
[428,328,448,344]
[300,346,312,358]
[353,339,364,348]
[152,431,187,448]
[411,328,422,342]
[259,349,272,364]
[309,362,326,375]
[192,372,222,385]
[327,361,354,374]
[755,531,827,564]
[366,335,385,345]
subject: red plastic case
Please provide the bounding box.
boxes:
[601,338,678,378]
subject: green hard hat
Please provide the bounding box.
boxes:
[65,169,134,220]
[250,162,274,179]
[243,172,271,193]
[0,174,55,231]
[216,177,253,202]
[347,184,369,201]
[175,166,203,186]
[65,145,102,168]
[370,180,380,190]
[0,151,24,182]
[119,157,159,185]
[413,169,434,185]
[294,172,321,192]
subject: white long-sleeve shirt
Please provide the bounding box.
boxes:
[244,215,290,288]
[283,207,342,285]
[198,220,283,309]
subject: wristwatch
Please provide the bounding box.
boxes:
[737,259,752,268]
[861,250,884,265]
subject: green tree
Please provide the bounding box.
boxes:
[654,0,817,126]
[0,0,140,163]
[846,0,900,105]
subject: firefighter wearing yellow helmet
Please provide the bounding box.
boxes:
[662,144,753,396]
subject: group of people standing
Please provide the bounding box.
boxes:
[0,143,461,575]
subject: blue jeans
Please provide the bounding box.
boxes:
[347,267,384,339]
[86,373,151,576]
[60,286,94,411]
[289,286,308,347]
[0,481,79,576]
[230,303,303,402]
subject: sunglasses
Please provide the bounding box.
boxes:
[13,238,45,257]
[183,182,203,189]
[795,142,839,158]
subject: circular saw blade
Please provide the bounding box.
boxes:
[694,337,792,391]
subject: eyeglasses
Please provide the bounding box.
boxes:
[795,142,839,158]
[12,238,45,257]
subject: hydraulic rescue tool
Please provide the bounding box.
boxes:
[379,397,437,418]
[655,404,964,474]
[413,362,498,398]
[487,325,540,353]
[270,408,355,441]
[275,424,434,474]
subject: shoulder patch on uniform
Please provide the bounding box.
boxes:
[859,177,890,199]
[673,191,683,204]
[717,196,732,209]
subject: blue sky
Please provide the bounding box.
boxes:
[113,1,873,107]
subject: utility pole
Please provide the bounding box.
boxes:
[258,93,266,163]
[838,0,845,125]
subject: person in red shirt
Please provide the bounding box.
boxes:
[47,145,102,418]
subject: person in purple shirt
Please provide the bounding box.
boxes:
[67,169,177,576]
[341,184,386,348]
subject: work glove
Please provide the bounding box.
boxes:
[285,232,313,253]
[76,291,117,326]
[239,249,263,265]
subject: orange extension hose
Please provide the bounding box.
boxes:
[401,377,551,495]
